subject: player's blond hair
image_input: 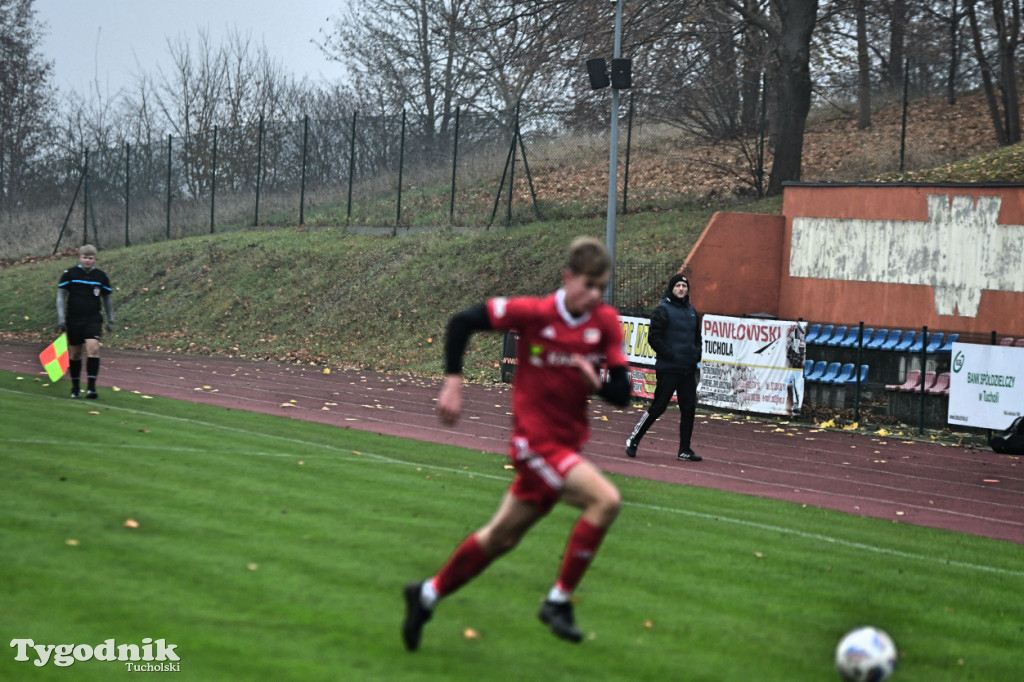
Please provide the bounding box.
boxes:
[566,236,610,277]
[79,244,97,257]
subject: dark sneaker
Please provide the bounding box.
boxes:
[70,389,81,399]
[402,582,432,652]
[677,449,702,462]
[85,390,98,399]
[538,600,583,643]
[625,438,638,458]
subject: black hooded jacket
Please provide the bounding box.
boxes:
[648,275,701,373]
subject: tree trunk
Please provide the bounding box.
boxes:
[967,1,1008,145]
[739,0,766,135]
[947,0,960,105]
[887,0,907,91]
[991,0,1022,144]
[856,0,871,129]
[766,0,818,196]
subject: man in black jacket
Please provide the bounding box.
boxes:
[625,273,703,461]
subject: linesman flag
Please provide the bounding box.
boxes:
[39,333,70,382]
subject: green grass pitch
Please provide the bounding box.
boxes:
[1,370,1021,681]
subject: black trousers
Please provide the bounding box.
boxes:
[628,370,698,452]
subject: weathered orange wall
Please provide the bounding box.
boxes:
[682,185,1024,337]
[682,211,785,317]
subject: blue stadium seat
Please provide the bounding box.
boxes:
[805,323,822,345]
[823,325,848,347]
[829,363,856,384]
[879,330,903,351]
[811,324,833,346]
[839,327,872,348]
[896,331,920,352]
[865,329,888,350]
[906,332,926,353]
[819,362,842,383]
[804,359,814,376]
[845,364,869,385]
[925,332,945,354]
[805,360,827,382]
[936,333,959,354]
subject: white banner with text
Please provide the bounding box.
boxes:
[696,315,807,416]
[947,343,1023,430]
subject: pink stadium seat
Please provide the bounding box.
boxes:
[886,369,920,392]
[999,337,1014,346]
[1016,339,1024,348]
[898,370,936,393]
[926,372,950,395]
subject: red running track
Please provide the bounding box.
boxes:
[2,341,1021,544]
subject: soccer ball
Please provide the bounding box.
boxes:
[835,626,897,682]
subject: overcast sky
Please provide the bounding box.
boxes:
[34,0,350,97]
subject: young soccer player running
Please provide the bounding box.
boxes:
[402,236,632,651]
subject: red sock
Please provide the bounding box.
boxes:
[432,535,493,598]
[555,518,607,593]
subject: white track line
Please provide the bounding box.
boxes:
[4,386,1021,578]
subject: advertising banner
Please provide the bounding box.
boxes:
[620,315,656,366]
[697,315,807,416]
[947,343,1024,430]
[619,315,658,399]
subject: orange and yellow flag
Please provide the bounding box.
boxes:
[39,333,69,382]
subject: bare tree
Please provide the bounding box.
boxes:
[0,0,55,212]
[320,0,475,140]
[966,0,1020,145]
[722,0,820,196]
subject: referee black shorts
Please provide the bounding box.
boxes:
[67,319,103,346]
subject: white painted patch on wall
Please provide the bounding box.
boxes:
[789,195,1024,317]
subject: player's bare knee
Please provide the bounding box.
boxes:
[591,489,621,525]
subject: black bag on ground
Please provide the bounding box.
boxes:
[990,416,1024,455]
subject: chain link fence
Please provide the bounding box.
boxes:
[0,78,1000,260]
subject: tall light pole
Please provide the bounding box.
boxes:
[605,0,624,303]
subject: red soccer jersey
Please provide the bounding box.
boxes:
[487,289,628,451]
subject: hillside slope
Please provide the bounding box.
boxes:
[0,206,727,377]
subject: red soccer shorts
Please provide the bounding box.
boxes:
[508,437,583,513]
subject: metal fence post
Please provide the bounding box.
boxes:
[347,111,356,224]
[623,93,634,215]
[300,115,309,226]
[254,115,264,227]
[396,110,406,231]
[83,149,89,245]
[918,325,928,435]
[210,126,218,234]
[507,103,519,228]
[124,143,131,247]
[900,59,909,173]
[166,135,172,240]
[854,321,864,421]
[757,74,767,199]
[449,106,460,227]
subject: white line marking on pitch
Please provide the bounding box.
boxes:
[4,387,1021,578]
